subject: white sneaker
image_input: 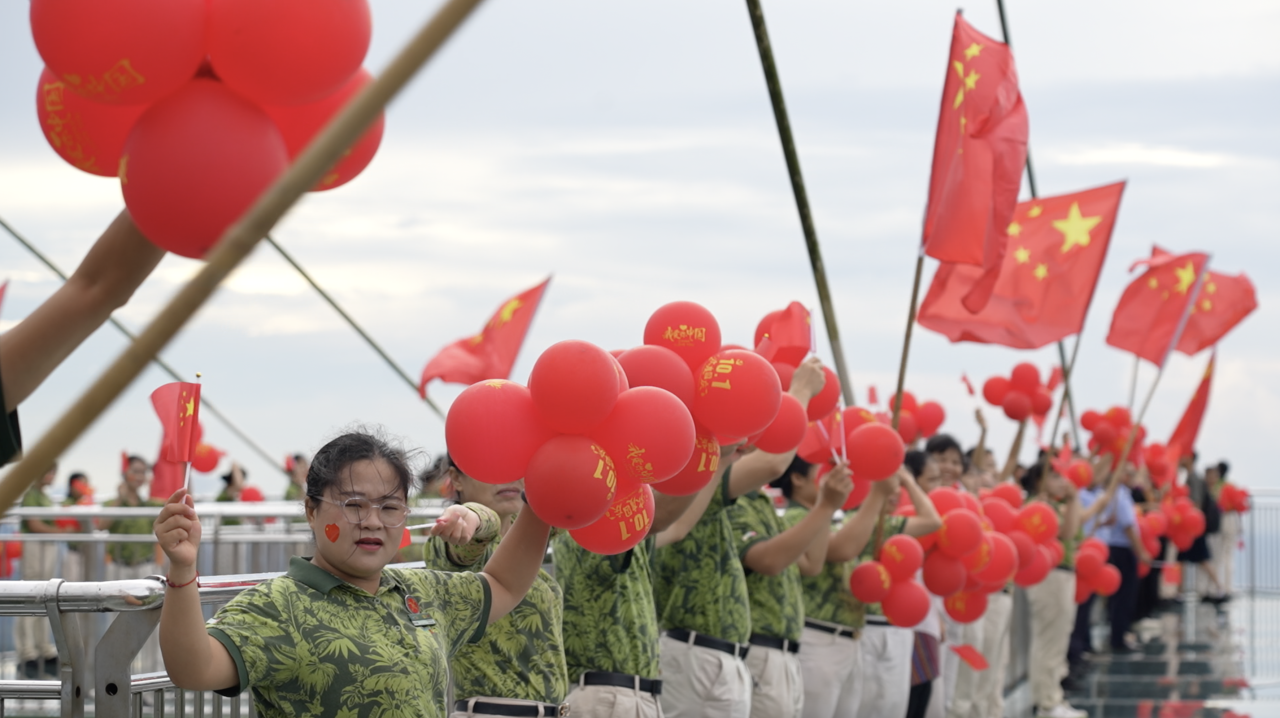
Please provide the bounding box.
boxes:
[1035,703,1088,718]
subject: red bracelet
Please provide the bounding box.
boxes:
[166,573,199,589]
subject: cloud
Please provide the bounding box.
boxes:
[1043,143,1247,169]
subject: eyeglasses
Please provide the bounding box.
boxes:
[317,497,410,528]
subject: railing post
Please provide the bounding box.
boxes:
[44,579,86,718]
[94,605,161,718]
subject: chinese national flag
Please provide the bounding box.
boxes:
[921,13,1029,313]
[150,382,201,463]
[918,182,1125,349]
[418,277,550,396]
[1158,250,1256,357]
[1105,249,1210,367]
[1168,352,1214,460]
[754,302,812,366]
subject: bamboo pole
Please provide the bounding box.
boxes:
[743,0,856,406]
[0,0,488,514]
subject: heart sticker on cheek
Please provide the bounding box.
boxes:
[324,524,340,543]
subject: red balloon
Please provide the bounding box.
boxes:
[806,366,841,421]
[896,411,919,444]
[1144,512,1167,537]
[847,423,905,482]
[844,407,877,433]
[1046,538,1065,567]
[882,580,931,628]
[1016,502,1060,544]
[592,387,696,485]
[31,0,206,106]
[841,478,872,511]
[879,535,925,583]
[692,350,783,439]
[754,310,783,347]
[644,301,722,371]
[569,480,655,555]
[1008,530,1037,568]
[929,487,966,517]
[891,392,919,415]
[446,380,554,484]
[1010,363,1040,395]
[937,509,983,558]
[611,355,630,394]
[617,345,695,410]
[1013,545,1052,587]
[981,498,1016,534]
[1104,406,1132,428]
[1092,421,1117,447]
[982,376,1010,406]
[240,486,264,502]
[208,0,370,106]
[797,423,831,465]
[1093,564,1122,596]
[1078,537,1110,561]
[771,362,795,391]
[191,443,223,473]
[1080,410,1102,431]
[991,483,1024,509]
[849,561,893,604]
[958,491,983,517]
[524,435,618,529]
[264,67,383,191]
[1075,550,1105,581]
[36,67,145,176]
[1002,391,1032,422]
[923,551,966,597]
[944,590,988,623]
[1030,389,1053,416]
[916,401,946,438]
[1075,578,1094,604]
[529,340,621,434]
[121,79,289,258]
[753,393,808,454]
[1066,460,1094,489]
[657,425,721,496]
[961,534,994,573]
[1137,561,1151,579]
[974,533,1018,584]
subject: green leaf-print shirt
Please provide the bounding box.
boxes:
[727,492,805,642]
[207,556,491,718]
[860,515,908,618]
[20,485,52,532]
[801,514,908,628]
[552,533,661,680]
[103,498,164,566]
[654,470,752,644]
[422,505,568,704]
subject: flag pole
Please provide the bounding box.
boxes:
[1127,355,1140,410]
[743,0,856,406]
[0,0,488,516]
[0,214,287,474]
[264,236,445,419]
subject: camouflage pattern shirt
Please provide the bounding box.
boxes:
[422,504,568,704]
[727,492,805,642]
[208,556,491,718]
[552,533,660,680]
[653,470,752,644]
[103,497,164,566]
[860,515,908,618]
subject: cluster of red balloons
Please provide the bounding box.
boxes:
[1140,443,1178,488]
[795,409,906,509]
[32,0,383,258]
[1049,445,1095,490]
[1073,537,1121,603]
[1080,406,1147,467]
[1219,483,1251,513]
[982,363,1055,422]
[849,534,932,628]
[1163,496,1207,552]
[882,391,947,445]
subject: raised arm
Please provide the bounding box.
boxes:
[972,408,989,472]
[741,464,851,577]
[902,470,943,537]
[727,357,824,500]
[480,507,551,624]
[997,420,1026,484]
[154,489,238,691]
[1,211,164,411]
[826,477,895,563]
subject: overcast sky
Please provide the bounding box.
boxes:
[0,0,1276,500]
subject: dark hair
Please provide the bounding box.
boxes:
[903,450,927,479]
[125,455,147,474]
[68,472,88,490]
[420,453,455,485]
[305,430,417,508]
[1021,461,1046,495]
[770,455,814,499]
[925,434,962,459]
[1217,461,1230,479]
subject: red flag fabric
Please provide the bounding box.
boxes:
[1105,250,1210,367]
[151,457,186,501]
[755,302,812,365]
[919,182,1125,348]
[418,278,550,396]
[921,13,1029,312]
[950,644,989,671]
[1168,353,1214,460]
[961,374,976,396]
[150,382,201,463]
[867,386,879,406]
[1152,248,1256,356]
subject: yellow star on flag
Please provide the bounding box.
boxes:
[493,298,523,326]
[1052,202,1103,253]
[1008,221,1022,237]
[1202,300,1212,311]
[1148,277,1159,289]
[1206,282,1217,294]
[1014,246,1031,264]
[1174,262,1197,294]
[964,43,983,60]
[184,398,195,417]
[1027,206,1042,218]
[1034,263,1048,281]
[964,70,980,90]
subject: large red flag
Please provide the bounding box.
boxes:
[1168,353,1214,460]
[418,277,550,396]
[150,382,201,463]
[921,13,1029,313]
[919,182,1124,348]
[1142,248,1257,357]
[1105,250,1209,367]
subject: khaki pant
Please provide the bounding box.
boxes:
[450,697,565,717]
[1027,571,1075,710]
[856,624,913,718]
[16,540,59,663]
[941,612,982,717]
[745,643,802,718]
[106,562,162,675]
[658,633,751,718]
[797,626,860,718]
[950,592,1012,718]
[565,679,663,718]
[1205,512,1239,596]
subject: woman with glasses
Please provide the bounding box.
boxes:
[421,454,569,718]
[152,430,551,718]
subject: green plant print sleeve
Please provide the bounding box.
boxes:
[727,492,805,642]
[860,515,908,618]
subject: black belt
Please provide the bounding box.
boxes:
[749,633,800,653]
[1054,565,1075,573]
[864,615,891,627]
[804,619,859,639]
[580,670,663,695]
[453,699,568,717]
[665,628,749,659]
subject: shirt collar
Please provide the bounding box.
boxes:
[287,556,406,596]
